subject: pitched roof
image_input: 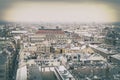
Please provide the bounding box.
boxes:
[36,29,65,34]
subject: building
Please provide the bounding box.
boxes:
[36,28,67,43]
[28,34,45,43]
[0,52,9,80]
[0,41,16,80]
[36,42,51,54]
[55,66,75,80]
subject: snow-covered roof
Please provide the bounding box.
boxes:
[71,47,80,50]
[14,36,21,39]
[56,66,75,80]
[16,65,27,80]
[89,45,109,54]
[111,54,120,60]
[88,53,106,61]
[11,31,27,34]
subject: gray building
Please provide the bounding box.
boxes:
[0,41,17,80]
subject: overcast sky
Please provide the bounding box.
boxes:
[0,0,120,23]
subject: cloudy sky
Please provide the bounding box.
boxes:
[0,0,120,23]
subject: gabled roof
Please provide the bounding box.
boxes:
[81,45,94,54]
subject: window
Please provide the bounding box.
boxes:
[0,70,4,73]
[0,75,4,78]
[73,56,77,59]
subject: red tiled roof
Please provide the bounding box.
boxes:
[36,29,65,34]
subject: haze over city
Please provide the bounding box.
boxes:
[0,0,120,23]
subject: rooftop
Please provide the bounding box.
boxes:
[111,54,120,61]
[36,29,65,34]
[28,65,58,80]
[55,66,75,80]
[16,66,27,80]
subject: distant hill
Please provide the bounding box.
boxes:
[0,21,12,25]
